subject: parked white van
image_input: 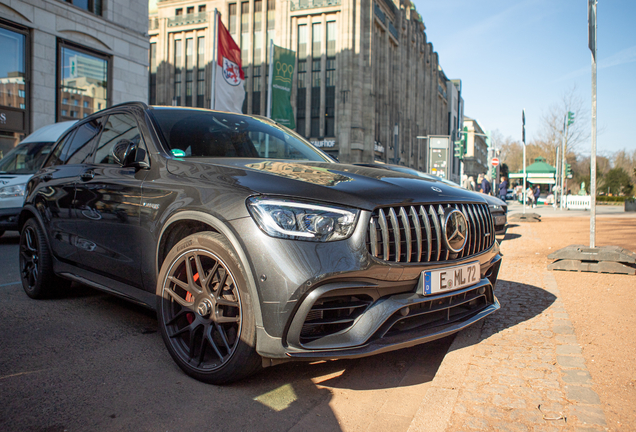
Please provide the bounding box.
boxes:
[0,121,76,237]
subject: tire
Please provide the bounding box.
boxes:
[19,218,70,299]
[156,232,262,384]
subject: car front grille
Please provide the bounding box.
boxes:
[299,294,374,344]
[366,203,494,263]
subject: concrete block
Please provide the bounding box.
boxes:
[566,386,601,405]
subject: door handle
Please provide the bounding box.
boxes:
[80,170,95,181]
[42,174,53,182]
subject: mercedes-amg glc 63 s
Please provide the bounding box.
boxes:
[19,103,501,383]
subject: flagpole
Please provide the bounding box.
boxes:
[210,9,218,110]
[589,0,597,248]
[266,39,274,118]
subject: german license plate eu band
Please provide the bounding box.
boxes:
[421,261,480,295]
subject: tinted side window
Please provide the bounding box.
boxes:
[94,114,142,165]
[43,130,76,168]
[66,119,102,164]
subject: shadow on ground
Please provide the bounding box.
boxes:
[482,278,556,337]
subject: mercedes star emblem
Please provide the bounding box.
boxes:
[443,208,468,253]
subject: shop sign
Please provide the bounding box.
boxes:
[0,108,25,133]
[374,141,385,154]
[311,139,336,149]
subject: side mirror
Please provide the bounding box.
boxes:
[112,139,150,170]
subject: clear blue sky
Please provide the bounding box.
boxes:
[413,0,636,157]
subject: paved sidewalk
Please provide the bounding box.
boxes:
[409,224,607,431]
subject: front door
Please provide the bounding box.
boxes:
[73,112,149,288]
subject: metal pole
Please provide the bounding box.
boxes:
[554,145,560,209]
[393,123,399,165]
[560,115,568,209]
[266,39,274,118]
[522,109,527,214]
[590,0,597,248]
[210,9,218,110]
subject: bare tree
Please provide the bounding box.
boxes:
[534,86,589,162]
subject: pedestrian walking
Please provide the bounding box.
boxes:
[480,174,491,195]
[498,176,508,201]
[467,176,476,191]
[533,185,540,205]
[526,184,535,207]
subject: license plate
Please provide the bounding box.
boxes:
[420,261,480,295]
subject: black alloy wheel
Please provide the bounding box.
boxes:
[157,232,261,384]
[19,218,69,299]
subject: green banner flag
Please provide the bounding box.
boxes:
[270,44,295,129]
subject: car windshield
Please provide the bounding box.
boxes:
[150,108,331,162]
[0,142,54,174]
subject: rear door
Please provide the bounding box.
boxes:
[33,119,102,262]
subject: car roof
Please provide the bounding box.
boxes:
[20,121,78,144]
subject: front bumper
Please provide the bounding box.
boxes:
[0,207,22,231]
[230,213,502,361]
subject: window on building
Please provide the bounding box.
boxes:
[176,8,183,15]
[240,2,249,66]
[57,42,108,122]
[253,0,262,66]
[296,24,307,137]
[185,38,194,106]
[242,67,249,114]
[199,5,206,13]
[174,39,182,106]
[311,60,321,137]
[263,0,275,109]
[229,3,237,34]
[310,23,322,137]
[62,110,68,116]
[312,23,322,58]
[0,25,26,115]
[197,37,205,107]
[252,66,261,115]
[84,100,89,108]
[149,42,157,105]
[325,21,336,137]
[187,6,194,14]
[64,0,102,16]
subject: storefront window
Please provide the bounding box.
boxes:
[58,42,109,122]
[0,24,28,154]
[0,27,26,110]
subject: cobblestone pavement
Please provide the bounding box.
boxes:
[409,225,608,431]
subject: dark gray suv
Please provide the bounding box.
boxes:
[19,103,501,384]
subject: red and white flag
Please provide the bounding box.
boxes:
[214,14,244,113]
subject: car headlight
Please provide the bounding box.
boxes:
[247,196,359,242]
[0,183,26,199]
[488,205,501,212]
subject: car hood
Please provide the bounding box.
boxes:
[165,159,488,211]
[0,174,33,188]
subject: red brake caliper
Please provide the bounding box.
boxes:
[185,273,200,324]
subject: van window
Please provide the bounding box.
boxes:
[0,141,55,174]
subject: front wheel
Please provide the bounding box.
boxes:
[156,232,261,384]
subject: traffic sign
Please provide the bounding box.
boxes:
[491,158,500,166]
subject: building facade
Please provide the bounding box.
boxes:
[0,0,149,155]
[149,0,459,168]
[462,116,489,180]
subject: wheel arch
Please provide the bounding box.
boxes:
[157,211,264,328]
[18,205,47,234]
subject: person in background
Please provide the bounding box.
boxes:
[498,176,508,201]
[466,176,476,191]
[480,173,492,195]
[526,184,535,207]
[533,184,541,205]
